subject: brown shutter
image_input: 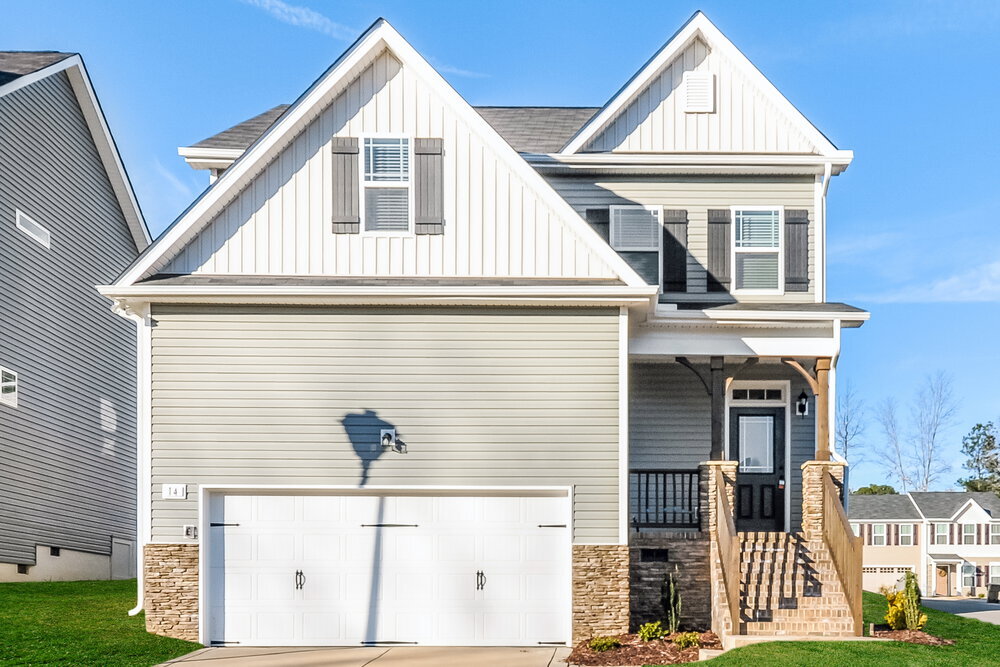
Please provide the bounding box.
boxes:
[864,524,871,546]
[784,209,809,292]
[913,523,919,545]
[585,208,610,243]
[414,138,444,234]
[331,137,360,233]
[707,209,731,292]
[892,524,898,546]
[662,210,688,292]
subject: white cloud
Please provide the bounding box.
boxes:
[239,0,356,41]
[153,159,196,201]
[862,258,1000,303]
[430,61,488,79]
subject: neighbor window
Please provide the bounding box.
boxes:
[851,523,861,537]
[963,563,976,588]
[733,208,781,292]
[934,523,950,545]
[991,524,1000,544]
[609,205,661,251]
[991,564,1000,585]
[963,524,977,545]
[0,368,16,407]
[899,523,913,546]
[872,523,886,546]
[363,137,410,232]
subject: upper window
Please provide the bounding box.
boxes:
[899,523,913,546]
[733,208,782,293]
[0,368,17,407]
[363,138,410,232]
[610,206,661,251]
[963,524,977,544]
[934,523,950,545]
[872,523,886,546]
[15,209,51,249]
[991,524,1000,545]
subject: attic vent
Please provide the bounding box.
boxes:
[683,71,715,113]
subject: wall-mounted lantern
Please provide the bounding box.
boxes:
[380,428,407,454]
[796,391,810,417]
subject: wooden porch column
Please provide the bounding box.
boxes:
[815,357,832,461]
[710,356,726,460]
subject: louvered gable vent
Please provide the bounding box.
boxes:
[683,71,715,113]
[610,206,660,251]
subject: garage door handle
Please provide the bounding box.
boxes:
[295,570,305,590]
[476,570,486,590]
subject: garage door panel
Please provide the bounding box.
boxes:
[256,533,296,560]
[256,496,296,522]
[302,612,342,641]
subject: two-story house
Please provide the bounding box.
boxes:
[101,13,866,648]
[851,492,1000,597]
[0,52,149,580]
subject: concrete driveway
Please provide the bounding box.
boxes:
[160,646,571,667]
[923,597,1000,625]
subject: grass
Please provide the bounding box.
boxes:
[0,579,199,666]
[698,590,1000,666]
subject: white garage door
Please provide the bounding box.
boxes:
[207,493,570,647]
[862,566,912,592]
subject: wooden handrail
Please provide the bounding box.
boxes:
[713,467,741,633]
[822,472,863,635]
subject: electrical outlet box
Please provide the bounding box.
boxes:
[183,525,198,539]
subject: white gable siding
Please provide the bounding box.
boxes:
[584,38,819,154]
[165,49,618,279]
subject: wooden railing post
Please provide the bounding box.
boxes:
[815,358,832,461]
[702,460,740,639]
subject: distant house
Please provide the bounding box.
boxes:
[850,492,1000,596]
[0,52,149,581]
[102,13,867,647]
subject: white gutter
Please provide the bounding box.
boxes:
[816,161,833,303]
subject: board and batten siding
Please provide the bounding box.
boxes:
[0,71,139,563]
[548,175,815,302]
[584,37,821,154]
[163,48,618,280]
[150,306,621,544]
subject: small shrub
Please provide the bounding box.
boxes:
[673,631,701,648]
[661,567,683,634]
[881,583,927,631]
[588,636,621,652]
[638,621,666,642]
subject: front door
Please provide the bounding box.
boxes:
[730,407,785,532]
[936,565,950,596]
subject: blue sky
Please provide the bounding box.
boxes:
[5,1,1000,489]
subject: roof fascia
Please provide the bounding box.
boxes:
[907,493,927,520]
[650,306,869,325]
[561,12,842,158]
[949,498,981,521]
[0,55,150,249]
[115,20,648,288]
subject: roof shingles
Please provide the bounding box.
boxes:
[0,51,73,87]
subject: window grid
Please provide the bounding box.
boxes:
[733,208,782,292]
[963,524,977,545]
[963,564,976,588]
[934,523,950,545]
[898,524,913,546]
[363,138,410,232]
[872,523,886,546]
[991,524,1000,545]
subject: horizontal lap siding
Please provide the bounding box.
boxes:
[630,363,711,469]
[549,175,815,301]
[150,306,620,543]
[0,72,138,562]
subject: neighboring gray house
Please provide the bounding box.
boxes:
[103,13,867,648]
[0,52,150,581]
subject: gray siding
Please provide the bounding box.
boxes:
[0,72,139,563]
[149,306,621,544]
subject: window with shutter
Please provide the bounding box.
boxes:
[683,71,715,113]
[898,523,913,546]
[609,206,661,251]
[732,207,783,293]
[362,138,411,232]
[872,523,886,546]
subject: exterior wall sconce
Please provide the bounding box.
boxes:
[796,391,810,417]
[381,429,407,454]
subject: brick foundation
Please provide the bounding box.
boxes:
[629,532,710,630]
[572,544,630,644]
[143,543,199,641]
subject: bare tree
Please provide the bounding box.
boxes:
[836,380,866,466]
[876,397,911,492]
[909,372,957,491]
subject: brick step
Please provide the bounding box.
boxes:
[741,606,853,618]
[743,626,858,637]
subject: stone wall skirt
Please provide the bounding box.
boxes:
[630,532,710,630]
[143,543,199,642]
[572,545,630,644]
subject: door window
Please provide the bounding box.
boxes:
[738,415,774,473]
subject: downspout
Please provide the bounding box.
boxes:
[817,162,833,303]
[111,299,151,616]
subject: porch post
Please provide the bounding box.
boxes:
[710,356,726,460]
[815,357,832,461]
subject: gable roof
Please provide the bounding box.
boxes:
[0,52,149,249]
[113,19,647,290]
[190,104,289,150]
[561,11,849,158]
[847,494,920,521]
[908,492,1000,519]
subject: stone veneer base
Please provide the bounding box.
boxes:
[143,543,199,642]
[572,544,630,644]
[629,532,710,630]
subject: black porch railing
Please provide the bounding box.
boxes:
[630,469,700,529]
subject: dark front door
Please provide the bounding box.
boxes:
[730,407,785,532]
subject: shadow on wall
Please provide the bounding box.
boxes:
[341,409,397,486]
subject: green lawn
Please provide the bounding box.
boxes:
[701,590,1000,666]
[0,579,199,666]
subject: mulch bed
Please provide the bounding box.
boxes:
[872,629,955,646]
[566,632,721,666]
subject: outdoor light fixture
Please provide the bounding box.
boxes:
[796,391,809,417]
[380,429,407,454]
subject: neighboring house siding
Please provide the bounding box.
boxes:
[583,37,820,154]
[0,71,138,563]
[547,175,815,300]
[149,305,620,544]
[163,49,618,280]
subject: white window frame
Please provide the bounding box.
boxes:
[963,523,977,545]
[872,523,887,546]
[990,563,1000,585]
[934,522,950,545]
[0,367,17,408]
[609,205,662,251]
[15,209,51,248]
[898,523,913,546]
[731,205,784,296]
[962,563,976,588]
[359,135,414,236]
[851,523,861,537]
[991,524,1000,545]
